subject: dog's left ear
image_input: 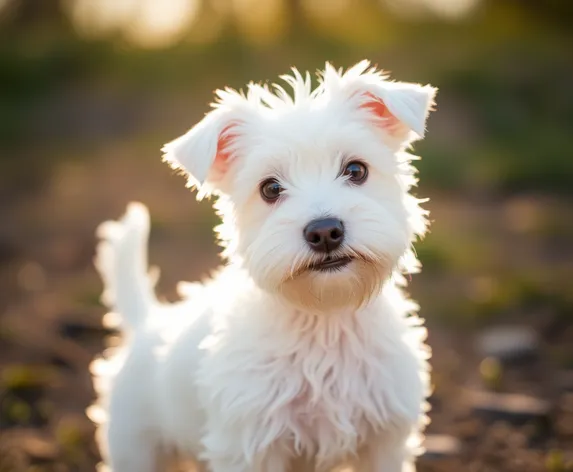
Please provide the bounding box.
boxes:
[331,62,437,147]
[358,81,437,145]
[162,97,247,198]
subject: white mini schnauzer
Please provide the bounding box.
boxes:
[90,60,437,472]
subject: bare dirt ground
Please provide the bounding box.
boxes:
[1,153,573,472]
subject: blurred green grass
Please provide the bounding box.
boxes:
[2,1,573,196]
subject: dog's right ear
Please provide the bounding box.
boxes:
[162,98,246,199]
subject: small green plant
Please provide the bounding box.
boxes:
[545,449,570,472]
[479,356,503,391]
[0,364,57,390]
[7,398,31,423]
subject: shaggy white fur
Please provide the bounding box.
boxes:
[89,60,437,472]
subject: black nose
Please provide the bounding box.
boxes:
[303,218,345,253]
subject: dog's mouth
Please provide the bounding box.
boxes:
[308,255,354,272]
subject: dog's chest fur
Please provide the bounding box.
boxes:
[199,305,420,463]
[277,324,378,459]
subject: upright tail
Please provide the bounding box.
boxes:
[94,202,158,332]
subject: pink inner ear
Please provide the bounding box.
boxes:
[360,92,403,136]
[212,124,238,177]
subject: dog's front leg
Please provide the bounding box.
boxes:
[356,429,413,472]
[202,433,290,472]
[205,452,290,472]
[104,420,166,472]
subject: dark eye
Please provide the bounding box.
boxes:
[343,161,368,184]
[260,178,284,203]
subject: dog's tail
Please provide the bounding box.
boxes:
[94,202,158,332]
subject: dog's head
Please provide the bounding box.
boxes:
[163,61,436,312]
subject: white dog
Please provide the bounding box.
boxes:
[89,61,436,472]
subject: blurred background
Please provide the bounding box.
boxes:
[1,0,572,471]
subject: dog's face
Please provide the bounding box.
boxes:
[163,61,436,311]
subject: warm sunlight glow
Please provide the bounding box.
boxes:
[126,0,200,49]
[231,0,288,44]
[64,0,483,49]
[304,0,352,18]
[65,0,200,48]
[303,0,392,46]
[385,0,480,19]
[65,0,138,39]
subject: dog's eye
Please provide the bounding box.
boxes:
[343,161,368,184]
[260,178,283,203]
